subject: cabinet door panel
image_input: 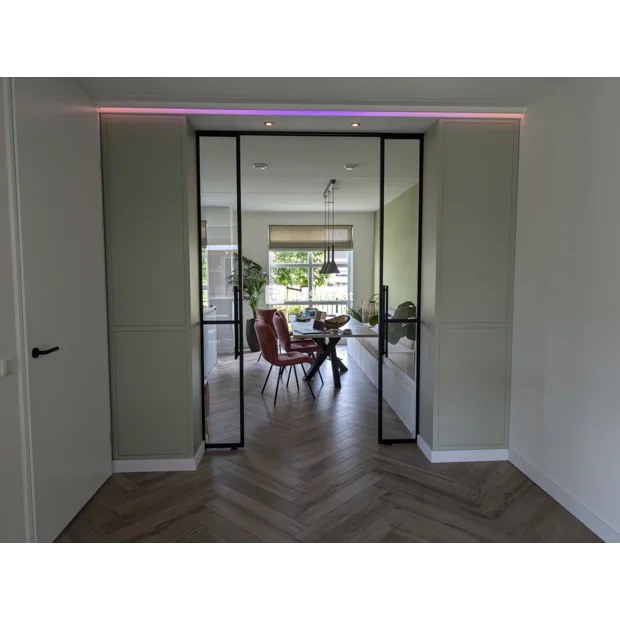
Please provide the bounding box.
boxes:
[105,116,186,326]
[115,330,189,456]
[437,326,508,447]
[440,122,516,323]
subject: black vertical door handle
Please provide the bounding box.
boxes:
[233,286,240,360]
[32,346,60,359]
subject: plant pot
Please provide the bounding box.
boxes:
[246,318,260,352]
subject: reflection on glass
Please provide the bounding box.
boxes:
[382,139,420,312]
[200,135,241,445]
[381,138,420,442]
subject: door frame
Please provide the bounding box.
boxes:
[378,135,424,444]
[2,77,36,541]
[195,130,424,448]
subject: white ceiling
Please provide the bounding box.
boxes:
[188,113,435,133]
[77,77,563,110]
[200,135,419,212]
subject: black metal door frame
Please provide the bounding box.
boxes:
[377,135,424,444]
[197,133,244,449]
[196,129,424,448]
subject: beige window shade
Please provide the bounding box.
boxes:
[269,225,353,251]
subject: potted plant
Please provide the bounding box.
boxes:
[345,297,379,327]
[227,255,270,352]
[345,296,416,344]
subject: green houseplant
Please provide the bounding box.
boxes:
[346,296,416,344]
[227,255,270,352]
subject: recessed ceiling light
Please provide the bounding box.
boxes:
[253,163,268,170]
[344,164,359,171]
[351,122,361,127]
[264,121,274,127]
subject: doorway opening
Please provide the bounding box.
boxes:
[197,132,423,449]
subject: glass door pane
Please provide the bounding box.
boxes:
[379,138,421,443]
[199,136,243,447]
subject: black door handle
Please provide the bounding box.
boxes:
[32,346,60,359]
[233,286,240,360]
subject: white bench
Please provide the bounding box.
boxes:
[347,326,417,435]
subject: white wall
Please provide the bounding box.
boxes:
[0,78,28,541]
[242,210,376,307]
[510,78,620,541]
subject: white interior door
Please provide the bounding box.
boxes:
[12,78,112,542]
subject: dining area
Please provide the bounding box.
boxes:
[254,308,378,405]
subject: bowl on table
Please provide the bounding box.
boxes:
[325,315,350,329]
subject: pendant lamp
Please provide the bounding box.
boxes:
[324,180,340,274]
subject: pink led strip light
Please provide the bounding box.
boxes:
[97,107,523,119]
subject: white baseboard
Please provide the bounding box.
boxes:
[508,449,619,543]
[194,441,205,468]
[113,442,205,473]
[417,434,508,463]
[417,434,433,461]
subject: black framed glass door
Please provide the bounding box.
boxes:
[378,137,422,444]
[198,134,244,448]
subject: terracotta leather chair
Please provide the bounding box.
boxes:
[254,323,315,404]
[255,308,278,362]
[256,308,314,359]
[274,309,315,344]
[273,314,324,387]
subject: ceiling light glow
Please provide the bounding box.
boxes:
[97,107,524,120]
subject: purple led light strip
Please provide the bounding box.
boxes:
[98,107,523,119]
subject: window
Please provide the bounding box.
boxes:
[267,250,352,316]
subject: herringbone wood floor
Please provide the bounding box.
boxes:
[56,349,599,542]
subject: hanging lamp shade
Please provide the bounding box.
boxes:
[325,244,340,274]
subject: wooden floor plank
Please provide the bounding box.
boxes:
[207,498,299,543]
[297,473,382,525]
[212,481,304,535]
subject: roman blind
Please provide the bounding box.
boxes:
[268,225,353,251]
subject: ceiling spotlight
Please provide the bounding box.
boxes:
[253,163,268,170]
[344,164,359,171]
[264,121,274,127]
[351,122,361,127]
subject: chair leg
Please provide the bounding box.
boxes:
[261,365,273,394]
[301,364,315,400]
[287,366,292,387]
[293,365,300,390]
[257,352,262,363]
[274,367,283,405]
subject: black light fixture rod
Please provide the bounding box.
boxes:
[323,178,337,199]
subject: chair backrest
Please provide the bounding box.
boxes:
[256,308,277,331]
[254,323,279,365]
[274,309,287,324]
[273,314,292,353]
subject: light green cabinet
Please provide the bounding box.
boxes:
[420,120,518,451]
[101,115,201,463]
